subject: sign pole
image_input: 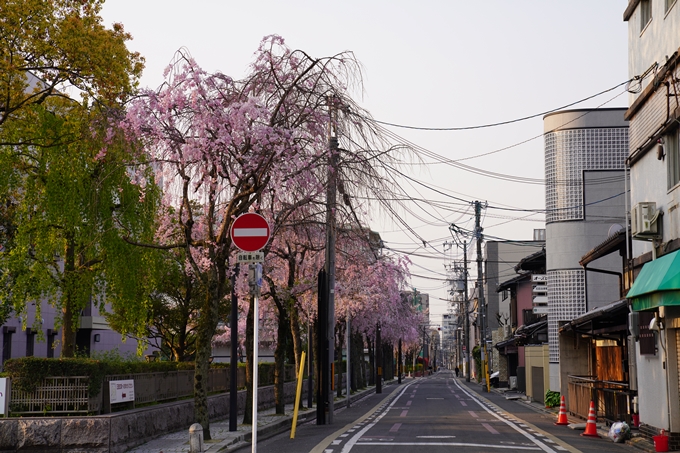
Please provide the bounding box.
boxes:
[252,289,259,452]
[230,214,270,452]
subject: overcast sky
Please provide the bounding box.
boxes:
[101,1,629,323]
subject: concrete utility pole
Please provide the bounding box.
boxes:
[322,102,339,423]
[449,225,472,383]
[475,201,490,392]
[463,240,471,383]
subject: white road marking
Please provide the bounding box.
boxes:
[354,442,540,450]
[417,436,456,438]
[331,440,342,445]
[340,381,416,453]
[453,379,557,453]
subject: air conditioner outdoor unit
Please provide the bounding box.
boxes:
[631,202,659,237]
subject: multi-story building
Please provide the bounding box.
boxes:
[484,234,545,376]
[543,108,629,392]
[623,0,680,446]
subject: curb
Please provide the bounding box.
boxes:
[216,381,395,452]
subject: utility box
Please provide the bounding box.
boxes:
[631,202,658,237]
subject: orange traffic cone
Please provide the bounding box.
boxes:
[555,395,569,425]
[581,401,599,437]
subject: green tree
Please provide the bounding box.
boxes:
[0,0,152,357]
[0,101,160,356]
[0,0,143,129]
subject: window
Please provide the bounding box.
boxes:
[641,0,652,31]
[667,128,680,189]
[25,328,35,357]
[666,0,677,13]
[2,326,15,364]
[47,329,57,358]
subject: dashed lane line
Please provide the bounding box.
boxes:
[309,380,416,453]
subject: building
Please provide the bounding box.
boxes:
[543,108,629,393]
[484,234,545,377]
[623,0,680,446]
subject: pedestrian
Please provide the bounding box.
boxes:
[454,367,460,377]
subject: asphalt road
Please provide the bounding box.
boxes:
[239,371,640,453]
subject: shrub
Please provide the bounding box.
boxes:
[545,390,561,408]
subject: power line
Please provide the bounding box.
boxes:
[352,79,634,132]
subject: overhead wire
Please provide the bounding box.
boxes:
[353,79,635,132]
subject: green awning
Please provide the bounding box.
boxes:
[627,249,680,311]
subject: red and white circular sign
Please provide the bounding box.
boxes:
[230,213,271,252]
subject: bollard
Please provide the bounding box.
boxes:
[189,423,204,453]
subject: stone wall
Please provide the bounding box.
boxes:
[0,375,330,453]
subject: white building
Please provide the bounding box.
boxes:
[543,109,629,392]
[624,0,680,445]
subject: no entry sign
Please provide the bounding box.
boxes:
[230,213,270,252]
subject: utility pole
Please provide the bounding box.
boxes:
[474,201,490,392]
[322,101,338,423]
[463,239,471,383]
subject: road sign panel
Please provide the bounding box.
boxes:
[231,213,270,252]
[237,252,264,264]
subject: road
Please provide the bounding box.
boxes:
[243,371,640,453]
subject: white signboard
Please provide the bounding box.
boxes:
[532,285,548,294]
[533,306,549,314]
[237,251,264,264]
[531,274,548,283]
[0,378,9,415]
[109,380,135,404]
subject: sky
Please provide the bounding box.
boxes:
[100,1,630,325]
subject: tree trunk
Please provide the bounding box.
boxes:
[194,275,221,441]
[336,323,344,398]
[243,294,254,424]
[367,335,375,386]
[60,240,77,358]
[350,332,360,391]
[289,307,304,409]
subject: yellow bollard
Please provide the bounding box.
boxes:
[290,351,307,439]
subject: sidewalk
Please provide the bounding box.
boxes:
[484,384,658,453]
[126,384,384,453]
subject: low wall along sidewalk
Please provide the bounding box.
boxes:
[0,376,328,453]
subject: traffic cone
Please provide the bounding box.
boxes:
[555,395,569,425]
[581,401,599,437]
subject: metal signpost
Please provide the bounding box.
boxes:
[230,213,270,453]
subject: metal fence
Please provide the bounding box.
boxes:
[10,376,101,415]
[567,375,632,424]
[9,364,298,416]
